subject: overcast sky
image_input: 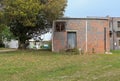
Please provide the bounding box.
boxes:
[64,0,120,17]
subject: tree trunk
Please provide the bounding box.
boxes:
[18,41,26,49]
[18,38,28,49]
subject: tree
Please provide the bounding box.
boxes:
[0,4,5,47]
[0,24,5,47]
[2,0,67,49]
[0,24,15,48]
[0,25,15,41]
[43,0,67,24]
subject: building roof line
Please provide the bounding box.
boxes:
[59,17,109,20]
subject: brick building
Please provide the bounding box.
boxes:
[110,17,120,50]
[52,18,110,53]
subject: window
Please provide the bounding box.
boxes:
[55,22,66,32]
[119,40,120,46]
[109,31,112,38]
[118,21,120,27]
[117,31,120,37]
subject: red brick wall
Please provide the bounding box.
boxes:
[52,19,110,53]
[53,32,67,52]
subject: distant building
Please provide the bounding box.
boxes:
[110,17,120,50]
[4,39,18,49]
[29,39,42,49]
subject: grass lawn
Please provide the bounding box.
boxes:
[0,48,10,50]
[0,50,120,81]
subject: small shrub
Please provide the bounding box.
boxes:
[66,48,80,55]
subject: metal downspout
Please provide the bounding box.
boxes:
[86,20,88,52]
[111,17,115,50]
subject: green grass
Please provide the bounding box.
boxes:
[0,48,9,50]
[0,50,120,81]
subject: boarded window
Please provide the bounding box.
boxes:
[55,22,66,32]
[117,31,120,37]
[118,21,120,27]
[119,40,120,46]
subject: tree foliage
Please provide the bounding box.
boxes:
[3,0,43,27]
[0,25,15,41]
[2,0,67,49]
[0,24,15,47]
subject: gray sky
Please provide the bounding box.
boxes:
[64,0,120,17]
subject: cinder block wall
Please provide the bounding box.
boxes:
[52,18,110,53]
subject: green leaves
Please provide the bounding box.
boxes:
[0,24,15,41]
[4,0,43,27]
[3,0,67,27]
[44,0,67,23]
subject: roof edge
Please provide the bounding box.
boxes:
[58,17,109,20]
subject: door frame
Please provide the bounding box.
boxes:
[67,31,77,49]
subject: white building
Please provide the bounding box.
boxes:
[4,39,18,49]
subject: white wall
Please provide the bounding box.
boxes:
[9,40,18,48]
[4,40,18,49]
